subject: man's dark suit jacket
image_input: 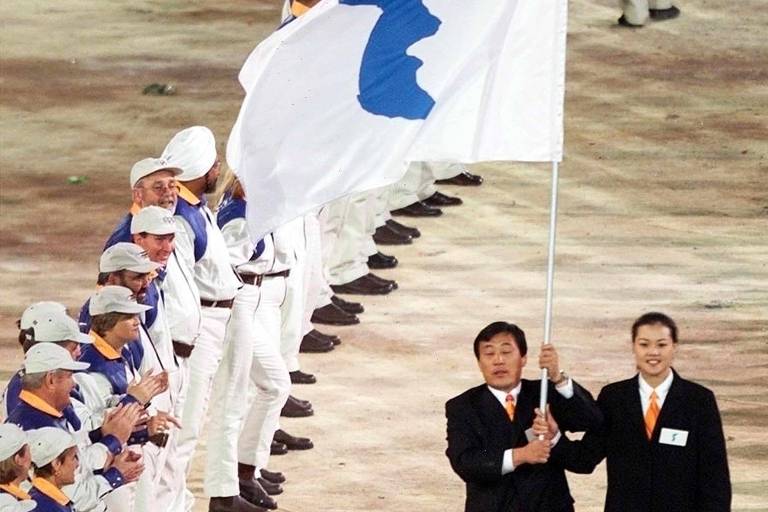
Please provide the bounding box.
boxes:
[551,370,731,512]
[445,378,602,512]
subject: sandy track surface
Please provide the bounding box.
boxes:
[1,0,766,510]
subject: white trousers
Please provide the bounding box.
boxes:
[280,231,307,373]
[302,213,333,336]
[238,277,291,470]
[204,285,266,498]
[134,442,166,512]
[324,191,386,285]
[388,162,465,210]
[133,331,187,512]
[174,306,232,511]
[155,358,190,512]
[323,195,369,285]
[102,476,136,512]
[622,0,673,25]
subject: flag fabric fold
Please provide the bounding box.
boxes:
[227,0,568,239]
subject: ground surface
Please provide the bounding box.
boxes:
[1,0,766,510]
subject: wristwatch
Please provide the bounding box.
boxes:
[552,370,568,386]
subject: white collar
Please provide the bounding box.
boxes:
[638,370,674,401]
[487,381,522,407]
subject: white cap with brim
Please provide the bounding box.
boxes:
[0,424,27,461]
[131,206,177,235]
[161,126,217,182]
[24,342,90,374]
[29,427,77,467]
[89,285,152,316]
[99,242,161,274]
[26,308,92,345]
[0,493,37,512]
[130,157,182,188]
[20,301,67,330]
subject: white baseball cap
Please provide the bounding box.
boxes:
[19,301,67,330]
[130,206,177,235]
[0,424,27,461]
[24,342,90,374]
[0,493,37,512]
[25,308,92,345]
[29,427,77,467]
[130,157,182,188]
[161,126,217,182]
[99,242,161,273]
[89,285,152,316]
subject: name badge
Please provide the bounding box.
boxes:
[659,428,688,447]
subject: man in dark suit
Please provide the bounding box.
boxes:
[445,321,602,512]
[548,312,731,511]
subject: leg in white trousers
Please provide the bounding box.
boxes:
[301,213,333,337]
[237,276,291,471]
[174,306,232,512]
[360,190,381,260]
[157,359,191,512]
[280,235,307,374]
[204,285,265,498]
[388,162,427,211]
[371,186,391,230]
[134,367,186,512]
[324,193,374,285]
[388,162,466,210]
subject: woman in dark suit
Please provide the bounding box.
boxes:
[550,312,731,512]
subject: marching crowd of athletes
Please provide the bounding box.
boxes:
[0,122,478,512]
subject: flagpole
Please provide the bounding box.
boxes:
[538,160,560,434]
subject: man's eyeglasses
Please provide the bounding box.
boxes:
[145,181,180,194]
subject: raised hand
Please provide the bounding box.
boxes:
[101,403,143,444]
[148,411,183,436]
[110,449,144,483]
[127,370,169,404]
[538,344,561,381]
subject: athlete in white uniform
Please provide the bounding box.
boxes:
[216,179,291,509]
[161,126,258,512]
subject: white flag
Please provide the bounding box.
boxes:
[227,0,567,239]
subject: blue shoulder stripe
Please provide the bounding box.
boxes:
[175,197,208,262]
[105,214,133,250]
[217,196,246,229]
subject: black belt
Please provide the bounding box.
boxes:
[238,273,263,286]
[238,269,290,286]
[200,298,235,309]
[172,341,194,358]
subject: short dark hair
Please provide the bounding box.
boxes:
[0,446,28,484]
[32,447,73,478]
[97,272,112,286]
[19,329,75,354]
[631,312,678,343]
[91,312,134,337]
[18,328,33,349]
[473,321,528,358]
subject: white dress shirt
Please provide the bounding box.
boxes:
[638,370,674,413]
